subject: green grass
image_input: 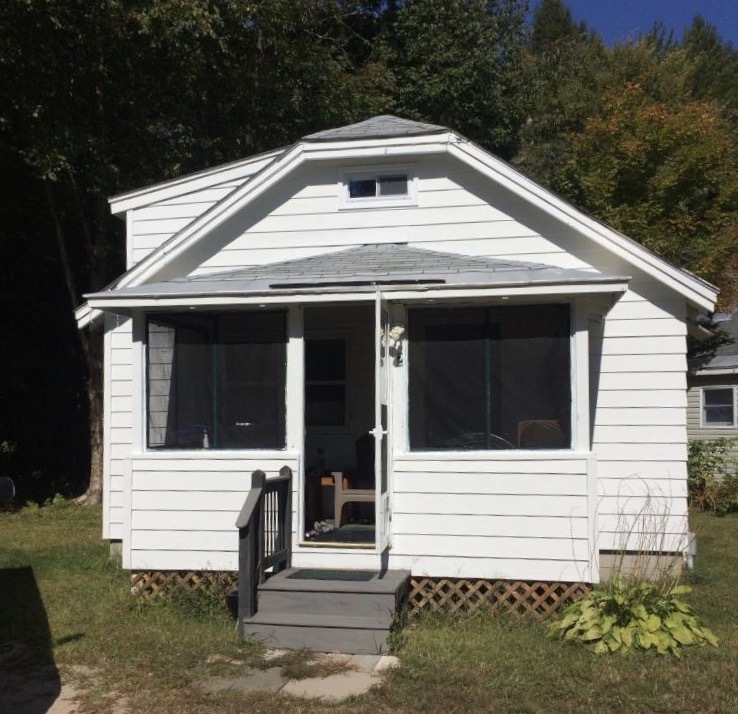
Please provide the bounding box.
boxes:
[1,503,737,712]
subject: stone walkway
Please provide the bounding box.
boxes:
[0,650,400,711]
[199,651,400,702]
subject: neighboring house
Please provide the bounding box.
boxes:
[688,310,738,461]
[75,116,717,634]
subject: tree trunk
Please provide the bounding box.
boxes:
[76,325,104,505]
[46,180,105,505]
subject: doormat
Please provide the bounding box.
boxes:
[287,569,376,582]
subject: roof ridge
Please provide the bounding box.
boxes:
[303,115,447,142]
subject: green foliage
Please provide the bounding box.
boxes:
[379,0,530,157]
[519,26,738,308]
[560,77,738,304]
[548,577,718,656]
[688,438,738,514]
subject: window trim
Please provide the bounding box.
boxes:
[338,166,416,209]
[700,385,737,429]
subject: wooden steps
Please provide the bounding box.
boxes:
[242,568,410,654]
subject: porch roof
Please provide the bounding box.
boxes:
[84,243,630,304]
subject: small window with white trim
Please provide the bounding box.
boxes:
[701,386,737,427]
[341,169,415,208]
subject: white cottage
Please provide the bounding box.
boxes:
[77,116,717,650]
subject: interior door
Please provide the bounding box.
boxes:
[373,293,392,550]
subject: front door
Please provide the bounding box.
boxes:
[373,293,392,551]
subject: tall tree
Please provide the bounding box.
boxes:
[530,0,588,55]
[379,0,530,157]
[562,80,738,306]
[682,16,738,113]
[516,1,605,191]
[0,0,390,502]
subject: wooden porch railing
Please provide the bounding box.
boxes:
[235,466,292,626]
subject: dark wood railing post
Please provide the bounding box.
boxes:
[235,466,293,633]
[237,470,266,627]
[278,465,293,573]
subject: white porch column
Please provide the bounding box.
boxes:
[286,305,305,452]
[572,297,599,583]
[572,298,591,452]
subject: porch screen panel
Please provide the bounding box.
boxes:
[409,305,571,450]
[146,311,286,449]
[216,312,286,448]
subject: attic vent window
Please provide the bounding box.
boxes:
[341,169,415,208]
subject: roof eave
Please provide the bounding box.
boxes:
[85,275,630,308]
[108,147,286,215]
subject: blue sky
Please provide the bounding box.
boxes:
[533,1,738,46]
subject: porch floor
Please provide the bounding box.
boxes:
[302,523,375,547]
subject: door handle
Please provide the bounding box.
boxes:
[369,427,388,437]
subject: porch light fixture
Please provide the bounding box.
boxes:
[388,323,406,365]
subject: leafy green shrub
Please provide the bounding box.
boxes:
[688,438,738,514]
[548,577,718,656]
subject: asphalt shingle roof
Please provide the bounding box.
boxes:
[698,310,738,370]
[86,243,629,300]
[303,115,448,142]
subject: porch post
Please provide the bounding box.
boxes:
[572,297,599,583]
[285,305,304,546]
[572,298,591,452]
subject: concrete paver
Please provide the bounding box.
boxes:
[280,670,379,701]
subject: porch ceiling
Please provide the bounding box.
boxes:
[84,243,630,303]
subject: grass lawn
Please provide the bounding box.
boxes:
[1,502,737,713]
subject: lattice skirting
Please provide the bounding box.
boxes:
[407,578,591,619]
[130,571,589,617]
[130,571,237,600]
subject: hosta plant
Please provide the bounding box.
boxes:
[548,577,718,656]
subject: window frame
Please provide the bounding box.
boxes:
[700,385,737,429]
[339,166,416,209]
[144,310,288,451]
[405,303,574,453]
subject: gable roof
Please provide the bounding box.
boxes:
[85,243,628,303]
[77,115,719,327]
[303,115,447,142]
[693,310,738,373]
[108,146,286,215]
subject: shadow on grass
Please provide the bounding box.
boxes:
[0,566,62,713]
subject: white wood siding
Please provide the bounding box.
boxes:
[126,156,277,268]
[186,158,594,276]
[687,376,738,461]
[590,281,689,554]
[106,151,693,577]
[389,455,591,581]
[105,315,133,540]
[128,453,299,570]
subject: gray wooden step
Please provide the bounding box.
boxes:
[241,568,410,654]
[256,588,398,619]
[257,568,409,619]
[243,612,393,655]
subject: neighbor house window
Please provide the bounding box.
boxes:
[341,169,414,207]
[701,386,736,427]
[146,311,286,449]
[408,305,571,451]
[305,339,346,426]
